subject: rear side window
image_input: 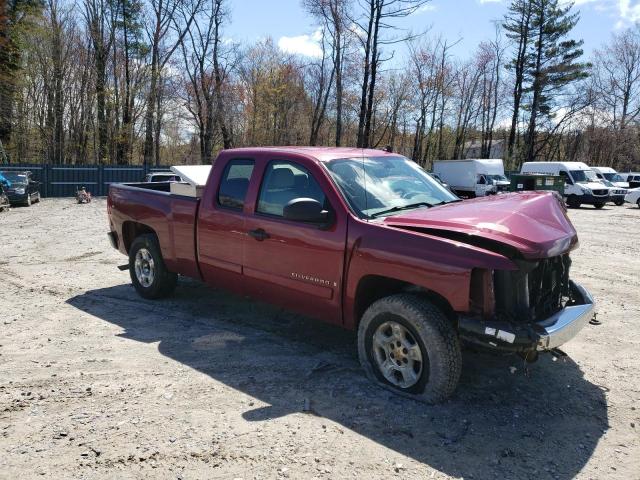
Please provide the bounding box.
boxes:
[218,159,254,210]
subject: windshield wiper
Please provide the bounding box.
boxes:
[370,201,436,218]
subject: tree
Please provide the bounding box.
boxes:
[306,28,335,145]
[503,0,533,161]
[352,0,430,148]
[0,0,42,152]
[84,0,114,164]
[303,0,350,146]
[592,28,640,131]
[142,0,202,166]
[523,0,589,163]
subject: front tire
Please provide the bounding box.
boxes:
[614,200,624,206]
[594,202,605,209]
[566,195,581,208]
[129,234,177,299]
[357,294,462,404]
[25,194,31,207]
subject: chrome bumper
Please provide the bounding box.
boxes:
[535,281,595,350]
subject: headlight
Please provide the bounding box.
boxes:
[14,188,25,194]
[581,187,591,194]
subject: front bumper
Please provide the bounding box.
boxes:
[574,193,609,205]
[7,192,28,204]
[609,193,626,204]
[533,281,594,350]
[459,280,595,353]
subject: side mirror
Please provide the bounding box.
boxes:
[283,198,332,226]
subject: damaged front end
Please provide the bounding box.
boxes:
[461,255,595,355]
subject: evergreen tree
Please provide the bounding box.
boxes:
[523,0,589,162]
[503,0,533,161]
[0,0,42,150]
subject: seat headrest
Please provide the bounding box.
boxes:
[270,168,295,189]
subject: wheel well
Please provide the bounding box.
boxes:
[122,221,156,253]
[354,275,456,327]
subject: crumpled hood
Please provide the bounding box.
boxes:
[382,192,578,259]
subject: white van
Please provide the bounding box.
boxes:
[622,172,640,189]
[520,161,609,208]
[591,167,629,188]
[433,159,510,198]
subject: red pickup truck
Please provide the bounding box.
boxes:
[107,147,595,403]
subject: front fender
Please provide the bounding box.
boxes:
[343,222,518,329]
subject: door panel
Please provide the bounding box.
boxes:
[197,159,254,294]
[243,160,347,324]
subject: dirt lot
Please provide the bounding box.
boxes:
[0,198,639,480]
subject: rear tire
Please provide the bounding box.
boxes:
[357,294,462,404]
[129,234,177,299]
[25,194,31,207]
[637,199,640,209]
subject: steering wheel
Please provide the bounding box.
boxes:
[401,191,421,199]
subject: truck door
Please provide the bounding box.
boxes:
[242,159,347,324]
[476,174,488,196]
[559,171,575,196]
[197,158,255,294]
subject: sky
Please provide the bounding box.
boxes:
[223,0,640,61]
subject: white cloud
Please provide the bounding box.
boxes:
[278,29,323,58]
[618,0,640,22]
[478,0,502,4]
[414,3,438,13]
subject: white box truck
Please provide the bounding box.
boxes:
[433,159,510,198]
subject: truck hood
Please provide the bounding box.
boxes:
[382,192,578,260]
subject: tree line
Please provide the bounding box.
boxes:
[1,0,639,171]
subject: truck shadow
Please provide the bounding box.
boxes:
[67,280,608,479]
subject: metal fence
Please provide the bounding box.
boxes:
[0,164,174,197]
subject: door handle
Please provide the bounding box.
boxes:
[248,228,270,241]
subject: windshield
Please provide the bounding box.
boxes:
[569,170,598,184]
[488,174,508,182]
[602,172,624,182]
[324,156,459,218]
[1,172,28,184]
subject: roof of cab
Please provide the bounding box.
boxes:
[219,146,397,162]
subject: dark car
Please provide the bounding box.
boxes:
[0,171,41,206]
[0,184,10,211]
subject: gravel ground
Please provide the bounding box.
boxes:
[0,198,638,480]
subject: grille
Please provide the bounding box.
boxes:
[494,254,571,322]
[592,189,608,196]
[527,254,571,320]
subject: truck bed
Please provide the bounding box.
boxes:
[108,182,201,279]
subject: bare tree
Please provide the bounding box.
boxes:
[303,0,350,146]
[142,0,202,166]
[352,0,429,148]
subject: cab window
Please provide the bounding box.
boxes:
[257,161,326,217]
